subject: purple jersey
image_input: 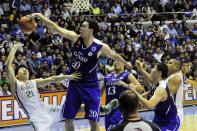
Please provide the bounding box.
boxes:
[68,37,103,85]
[104,71,129,131]
[150,80,180,131]
[104,71,129,104]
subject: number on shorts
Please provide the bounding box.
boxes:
[108,125,116,130]
[26,91,35,98]
[89,110,98,119]
[72,60,81,70]
[108,86,116,95]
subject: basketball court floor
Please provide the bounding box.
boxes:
[1,105,196,131]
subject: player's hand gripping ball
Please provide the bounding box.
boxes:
[19,16,36,34]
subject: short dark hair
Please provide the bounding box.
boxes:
[157,62,168,79]
[119,90,139,117]
[87,19,99,35]
[15,65,29,75]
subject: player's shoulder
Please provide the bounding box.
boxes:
[105,73,114,79]
[159,80,167,87]
[169,73,182,83]
[93,38,103,45]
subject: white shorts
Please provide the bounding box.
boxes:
[29,105,64,131]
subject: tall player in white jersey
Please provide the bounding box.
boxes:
[166,59,190,127]
[5,43,81,131]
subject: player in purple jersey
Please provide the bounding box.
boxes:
[28,13,132,131]
[100,61,143,131]
[133,62,180,131]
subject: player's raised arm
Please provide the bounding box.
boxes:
[135,60,153,89]
[28,13,79,43]
[5,43,20,92]
[35,72,81,87]
[100,43,132,69]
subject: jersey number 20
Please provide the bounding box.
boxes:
[72,60,81,70]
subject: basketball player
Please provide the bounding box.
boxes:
[111,90,160,131]
[28,13,132,131]
[133,63,180,131]
[136,59,185,129]
[5,43,81,131]
[100,61,143,131]
[165,59,192,130]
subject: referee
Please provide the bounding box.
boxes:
[111,90,160,131]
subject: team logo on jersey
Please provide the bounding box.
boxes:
[91,46,97,52]
[120,76,124,80]
[88,52,93,56]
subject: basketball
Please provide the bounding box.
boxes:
[19,16,36,33]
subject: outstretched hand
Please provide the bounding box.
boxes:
[68,72,82,81]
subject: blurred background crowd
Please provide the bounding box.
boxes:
[0,0,196,96]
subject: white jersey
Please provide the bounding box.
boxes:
[15,80,63,131]
[166,72,185,124]
[175,72,184,110]
[15,80,45,117]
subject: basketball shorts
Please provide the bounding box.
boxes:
[63,83,101,121]
[153,115,180,131]
[29,105,63,131]
[105,108,123,131]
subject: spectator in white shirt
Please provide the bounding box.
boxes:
[159,0,168,12]
[159,20,169,33]
[0,83,11,96]
[62,6,70,20]
[191,7,197,20]
[153,47,164,62]
[43,4,51,18]
[163,28,170,40]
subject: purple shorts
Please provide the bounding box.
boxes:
[62,83,101,121]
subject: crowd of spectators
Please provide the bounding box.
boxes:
[0,0,196,96]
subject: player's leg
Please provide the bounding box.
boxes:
[89,120,100,131]
[65,119,74,131]
[105,109,123,131]
[62,84,82,131]
[82,87,101,131]
[30,115,53,131]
